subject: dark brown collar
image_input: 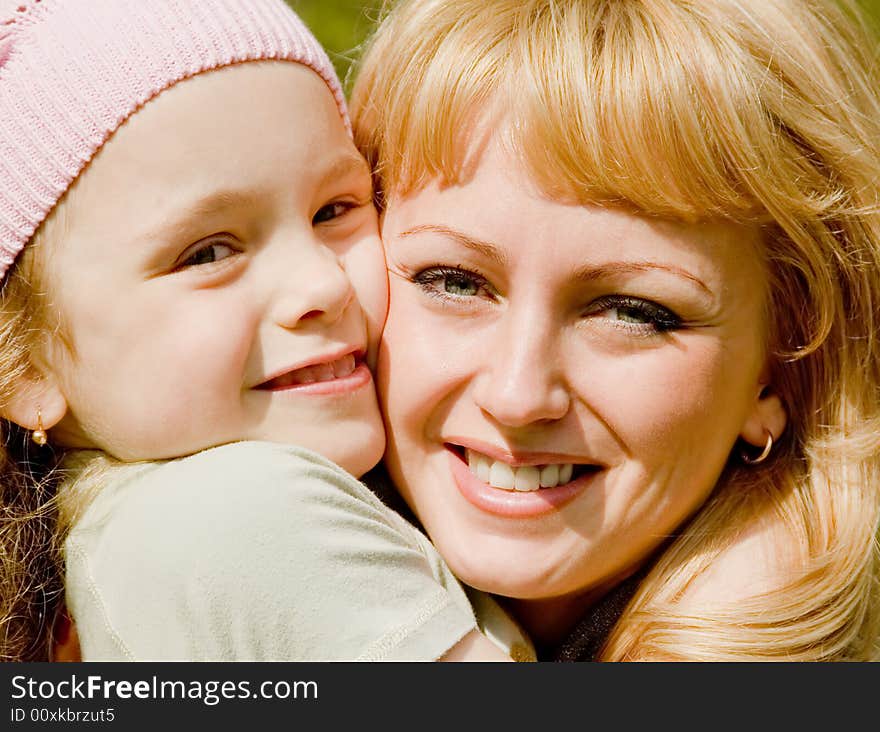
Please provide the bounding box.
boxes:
[541,568,646,661]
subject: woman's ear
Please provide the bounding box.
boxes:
[739,381,788,448]
[0,369,67,433]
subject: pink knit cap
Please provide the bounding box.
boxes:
[0,0,348,281]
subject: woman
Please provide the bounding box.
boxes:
[350,0,880,660]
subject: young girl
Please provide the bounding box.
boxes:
[0,0,518,661]
[351,0,880,660]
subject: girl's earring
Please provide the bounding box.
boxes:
[32,409,48,446]
[741,431,773,465]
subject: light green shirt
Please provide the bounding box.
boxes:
[65,440,504,661]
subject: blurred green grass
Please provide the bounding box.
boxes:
[287,1,384,90]
[288,0,880,94]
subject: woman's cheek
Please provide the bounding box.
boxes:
[379,296,482,465]
[581,341,733,461]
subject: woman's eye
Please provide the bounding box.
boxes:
[587,296,681,333]
[178,241,237,269]
[313,202,352,225]
[611,305,653,325]
[412,266,495,300]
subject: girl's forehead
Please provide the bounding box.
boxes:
[64,64,355,233]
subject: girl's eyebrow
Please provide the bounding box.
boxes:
[143,153,371,242]
[138,188,266,243]
[181,189,266,219]
[316,152,372,190]
[397,223,712,296]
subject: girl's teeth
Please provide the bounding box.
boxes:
[312,363,335,381]
[332,354,356,378]
[268,355,358,388]
[465,449,578,491]
[295,366,317,384]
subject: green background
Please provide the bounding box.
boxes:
[288,0,880,93]
[288,0,385,90]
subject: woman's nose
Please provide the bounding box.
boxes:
[471,308,571,427]
[270,242,354,329]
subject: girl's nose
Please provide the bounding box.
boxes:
[471,307,571,427]
[271,242,354,329]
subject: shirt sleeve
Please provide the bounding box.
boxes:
[65,441,477,661]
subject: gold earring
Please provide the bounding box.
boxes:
[31,409,47,446]
[741,431,773,465]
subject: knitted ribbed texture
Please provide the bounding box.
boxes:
[0,0,348,279]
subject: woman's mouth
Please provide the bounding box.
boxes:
[464,448,588,491]
[447,445,602,518]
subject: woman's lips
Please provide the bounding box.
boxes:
[447,446,598,518]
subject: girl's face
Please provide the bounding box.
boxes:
[39,63,388,477]
[379,138,774,606]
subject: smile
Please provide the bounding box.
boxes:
[255,352,371,394]
[447,445,601,518]
[465,448,582,491]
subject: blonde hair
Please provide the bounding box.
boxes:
[0,228,64,661]
[352,0,880,660]
[0,192,111,661]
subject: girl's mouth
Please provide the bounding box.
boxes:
[257,353,360,389]
[255,353,372,396]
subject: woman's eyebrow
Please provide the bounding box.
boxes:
[397,223,711,295]
[572,261,713,296]
[398,224,509,267]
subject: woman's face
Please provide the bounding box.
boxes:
[378,138,773,605]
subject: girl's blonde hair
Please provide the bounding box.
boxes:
[352,0,880,660]
[0,231,65,661]
[0,195,121,661]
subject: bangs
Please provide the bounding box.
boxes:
[511,0,773,220]
[354,0,873,225]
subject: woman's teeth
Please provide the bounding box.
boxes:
[465,449,575,491]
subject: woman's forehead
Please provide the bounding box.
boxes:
[383,138,767,308]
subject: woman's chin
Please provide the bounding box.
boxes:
[431,540,575,599]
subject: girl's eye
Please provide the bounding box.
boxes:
[313,201,353,225]
[177,241,237,269]
[412,266,496,301]
[586,295,681,333]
